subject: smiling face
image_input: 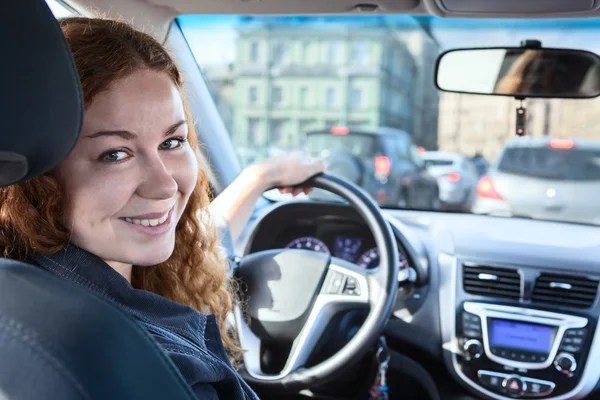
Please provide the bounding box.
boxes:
[55,69,198,278]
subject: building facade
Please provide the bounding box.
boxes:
[438,92,600,162]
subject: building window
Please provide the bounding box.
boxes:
[247,118,260,145]
[325,41,339,64]
[248,86,257,104]
[249,41,260,63]
[271,119,285,144]
[350,87,363,108]
[325,119,339,128]
[348,120,369,128]
[272,41,287,66]
[272,86,283,106]
[299,86,309,107]
[351,41,369,65]
[302,42,311,62]
[325,87,336,108]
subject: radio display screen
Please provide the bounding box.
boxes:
[489,319,555,353]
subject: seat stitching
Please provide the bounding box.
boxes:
[0,316,91,400]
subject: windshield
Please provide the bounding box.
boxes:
[179,15,600,226]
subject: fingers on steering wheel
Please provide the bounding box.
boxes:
[279,187,311,196]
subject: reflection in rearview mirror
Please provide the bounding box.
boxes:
[435,48,600,99]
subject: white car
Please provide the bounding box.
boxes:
[473,137,600,225]
[422,151,479,211]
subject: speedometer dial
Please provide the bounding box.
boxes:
[356,247,408,269]
[285,237,330,254]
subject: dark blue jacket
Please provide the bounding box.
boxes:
[29,244,259,400]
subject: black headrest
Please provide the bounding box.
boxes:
[0,0,83,187]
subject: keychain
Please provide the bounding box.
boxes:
[369,336,391,400]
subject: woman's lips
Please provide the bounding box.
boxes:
[120,207,174,236]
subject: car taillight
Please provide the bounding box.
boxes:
[550,138,574,149]
[331,126,349,135]
[477,176,503,200]
[374,156,391,175]
[446,172,461,182]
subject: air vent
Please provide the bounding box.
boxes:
[463,264,521,300]
[532,273,599,309]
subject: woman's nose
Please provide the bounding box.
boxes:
[136,156,178,200]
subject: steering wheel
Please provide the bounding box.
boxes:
[234,173,402,392]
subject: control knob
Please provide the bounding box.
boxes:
[463,339,483,359]
[554,352,577,374]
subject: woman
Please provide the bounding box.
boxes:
[0,17,323,399]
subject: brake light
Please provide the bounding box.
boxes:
[550,139,574,149]
[374,156,391,175]
[477,176,503,200]
[331,126,349,135]
[446,172,461,182]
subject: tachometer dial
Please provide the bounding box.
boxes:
[356,247,408,269]
[285,237,330,254]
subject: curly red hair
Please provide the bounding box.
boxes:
[0,17,241,362]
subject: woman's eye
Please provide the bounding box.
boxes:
[159,138,186,150]
[102,150,129,162]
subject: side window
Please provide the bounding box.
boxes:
[46,0,74,17]
[409,145,425,168]
[394,138,410,161]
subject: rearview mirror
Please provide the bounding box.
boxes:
[435,47,600,99]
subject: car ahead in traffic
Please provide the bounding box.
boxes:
[473,137,600,224]
[422,151,479,211]
[469,153,490,178]
[305,126,440,210]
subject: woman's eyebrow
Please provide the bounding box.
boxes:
[86,120,186,140]
[86,130,136,140]
[165,120,187,136]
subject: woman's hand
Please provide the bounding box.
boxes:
[253,150,325,196]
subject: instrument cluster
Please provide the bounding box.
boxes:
[285,234,408,269]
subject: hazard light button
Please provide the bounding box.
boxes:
[503,376,526,396]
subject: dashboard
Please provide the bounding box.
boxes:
[242,199,600,400]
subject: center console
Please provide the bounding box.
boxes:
[456,302,591,398]
[438,253,600,400]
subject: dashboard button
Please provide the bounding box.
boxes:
[463,313,481,324]
[559,344,581,353]
[503,376,526,396]
[325,272,345,294]
[524,379,555,397]
[463,329,482,338]
[478,371,505,389]
[342,277,360,295]
[571,337,584,345]
[463,321,482,331]
[566,328,587,338]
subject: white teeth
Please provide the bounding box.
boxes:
[158,213,168,224]
[123,212,169,227]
